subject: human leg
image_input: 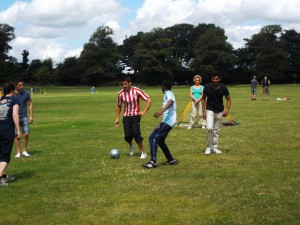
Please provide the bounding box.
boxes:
[123,116,134,155]
[212,112,223,153]
[205,110,214,154]
[156,123,174,162]
[188,101,197,128]
[198,101,206,128]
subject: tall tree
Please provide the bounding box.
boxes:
[243,25,289,82]
[132,28,178,85]
[191,26,234,82]
[0,24,16,62]
[280,29,300,83]
[56,57,82,85]
[79,26,119,85]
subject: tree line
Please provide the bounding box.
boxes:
[1,23,300,86]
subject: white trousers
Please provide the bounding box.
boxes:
[206,110,223,150]
[189,101,206,126]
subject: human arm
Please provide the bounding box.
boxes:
[154,99,174,118]
[139,97,152,117]
[28,100,33,124]
[13,104,21,140]
[201,95,207,120]
[223,96,231,117]
[114,104,122,127]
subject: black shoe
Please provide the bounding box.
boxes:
[164,160,177,165]
[142,161,157,169]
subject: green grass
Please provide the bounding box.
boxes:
[1,84,299,225]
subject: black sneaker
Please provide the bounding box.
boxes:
[164,160,178,165]
[142,161,157,169]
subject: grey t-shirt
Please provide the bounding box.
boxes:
[15,90,31,117]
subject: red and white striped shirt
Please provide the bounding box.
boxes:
[117,86,149,116]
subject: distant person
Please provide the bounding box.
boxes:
[250,76,259,100]
[90,86,95,94]
[261,75,271,100]
[143,80,177,169]
[188,75,206,129]
[0,81,21,186]
[201,72,231,155]
[30,87,34,95]
[114,75,152,159]
[14,80,33,158]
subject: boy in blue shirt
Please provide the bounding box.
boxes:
[143,80,177,169]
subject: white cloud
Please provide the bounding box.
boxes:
[1,0,300,62]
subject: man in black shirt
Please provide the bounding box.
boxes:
[201,72,231,155]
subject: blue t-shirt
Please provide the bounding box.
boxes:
[191,85,204,100]
[162,90,177,127]
[0,96,20,128]
[15,90,31,117]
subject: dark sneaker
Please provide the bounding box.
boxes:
[2,175,14,183]
[164,160,178,165]
[142,161,157,169]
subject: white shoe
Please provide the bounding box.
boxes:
[187,126,193,129]
[140,153,147,159]
[205,148,211,155]
[213,149,222,154]
[202,126,206,129]
[15,153,21,158]
[22,151,30,157]
[129,146,134,156]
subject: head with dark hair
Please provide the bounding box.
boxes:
[121,75,132,91]
[121,75,131,83]
[15,79,24,85]
[161,80,172,93]
[2,81,16,98]
[211,71,222,87]
[211,71,221,79]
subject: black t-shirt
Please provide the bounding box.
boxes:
[0,96,20,128]
[203,83,230,113]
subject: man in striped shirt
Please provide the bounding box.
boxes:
[114,75,152,159]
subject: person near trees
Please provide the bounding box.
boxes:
[188,75,206,129]
[114,75,152,159]
[261,75,271,100]
[0,81,21,186]
[250,76,259,100]
[143,80,177,169]
[201,72,231,155]
[14,80,33,158]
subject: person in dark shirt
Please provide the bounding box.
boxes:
[250,76,259,100]
[14,80,33,158]
[201,72,231,155]
[0,81,21,186]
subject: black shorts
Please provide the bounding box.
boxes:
[0,127,15,164]
[122,115,143,143]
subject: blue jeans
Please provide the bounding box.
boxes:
[149,122,174,163]
[15,117,30,135]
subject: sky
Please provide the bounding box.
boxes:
[1,0,300,64]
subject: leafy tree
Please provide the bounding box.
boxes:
[132,28,178,85]
[191,26,234,82]
[243,25,289,82]
[280,29,300,82]
[120,32,144,67]
[0,24,16,62]
[79,26,120,85]
[56,57,82,85]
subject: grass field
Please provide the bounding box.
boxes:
[1,84,299,225]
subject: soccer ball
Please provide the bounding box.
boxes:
[110,149,120,158]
